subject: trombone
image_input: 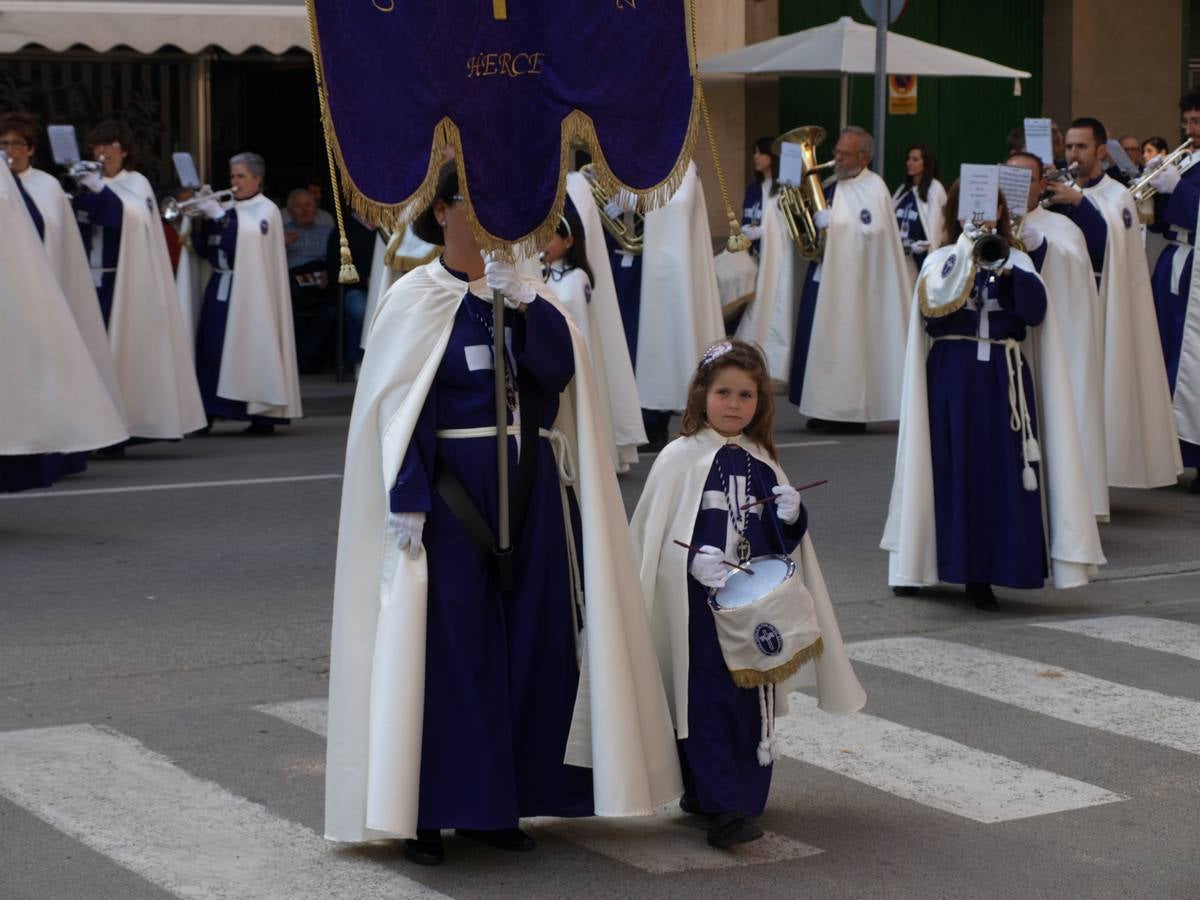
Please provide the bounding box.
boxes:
[162,187,235,222]
[1128,138,1198,204]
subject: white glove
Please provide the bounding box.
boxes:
[689,545,730,589]
[909,239,931,255]
[603,199,624,220]
[740,224,763,242]
[771,484,802,525]
[387,511,425,560]
[814,208,832,230]
[78,171,103,193]
[483,254,537,307]
[1018,221,1044,251]
[1149,165,1181,195]
[199,198,225,220]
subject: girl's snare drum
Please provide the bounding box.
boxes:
[711,555,822,688]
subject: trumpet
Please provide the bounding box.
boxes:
[1128,138,1199,204]
[964,217,1010,272]
[162,188,235,222]
[580,163,643,255]
[774,125,835,261]
[67,159,102,181]
[1038,161,1079,208]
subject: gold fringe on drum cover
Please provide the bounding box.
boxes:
[728,635,824,689]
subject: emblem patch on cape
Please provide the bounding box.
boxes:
[859,208,872,225]
[1122,208,1133,229]
[754,622,783,657]
[941,254,957,278]
[260,219,269,235]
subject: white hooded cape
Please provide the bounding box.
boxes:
[566,171,647,466]
[324,261,682,842]
[1025,207,1109,519]
[1083,175,1182,487]
[216,195,302,419]
[1,164,127,454]
[736,193,795,381]
[629,428,866,738]
[174,215,207,348]
[800,169,913,422]
[103,169,207,438]
[881,242,1105,589]
[636,162,724,411]
[18,167,124,417]
[1173,193,1200,447]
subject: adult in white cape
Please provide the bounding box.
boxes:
[192,153,301,433]
[735,185,795,381]
[1006,150,1109,520]
[631,339,864,848]
[883,210,1105,610]
[1044,117,1182,488]
[1,161,127,491]
[72,120,206,441]
[637,160,724,448]
[324,164,681,865]
[563,172,647,468]
[1,112,123,418]
[789,127,913,429]
[891,143,948,281]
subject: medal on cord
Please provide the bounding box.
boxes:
[714,445,754,564]
[468,300,518,412]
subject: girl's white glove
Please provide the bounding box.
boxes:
[741,224,763,241]
[387,511,425,560]
[689,545,730,589]
[483,254,537,307]
[771,484,802,524]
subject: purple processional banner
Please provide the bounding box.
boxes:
[307,0,698,250]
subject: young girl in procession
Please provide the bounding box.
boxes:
[541,198,595,344]
[631,339,865,850]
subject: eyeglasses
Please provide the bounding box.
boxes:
[0,139,29,149]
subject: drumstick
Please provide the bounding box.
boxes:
[740,479,829,511]
[671,540,755,576]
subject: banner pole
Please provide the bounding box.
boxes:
[493,290,510,553]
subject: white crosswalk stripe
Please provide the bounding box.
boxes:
[254,699,824,870]
[847,636,1200,755]
[776,694,1126,823]
[1033,615,1200,662]
[0,724,452,900]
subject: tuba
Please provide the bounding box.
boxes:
[580,163,643,255]
[773,126,835,260]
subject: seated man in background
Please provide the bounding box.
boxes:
[285,188,337,373]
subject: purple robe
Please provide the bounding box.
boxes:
[72,186,124,327]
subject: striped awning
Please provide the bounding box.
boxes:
[0,1,310,55]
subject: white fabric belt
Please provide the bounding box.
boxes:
[434,424,584,639]
[932,334,1041,491]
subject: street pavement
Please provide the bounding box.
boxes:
[2,385,1199,900]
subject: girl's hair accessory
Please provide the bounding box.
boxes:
[559,215,572,238]
[700,341,733,369]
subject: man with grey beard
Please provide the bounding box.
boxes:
[788,126,913,432]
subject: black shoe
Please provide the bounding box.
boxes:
[805,417,831,432]
[93,443,126,459]
[455,826,536,852]
[679,794,703,815]
[403,829,444,866]
[892,586,920,597]
[241,422,276,436]
[1189,473,1200,495]
[826,421,867,434]
[706,811,764,849]
[967,582,999,611]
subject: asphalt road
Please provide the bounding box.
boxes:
[2,393,1198,900]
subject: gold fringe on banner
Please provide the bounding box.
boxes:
[728,636,824,690]
[304,0,707,259]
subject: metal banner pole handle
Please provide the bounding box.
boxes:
[493,289,510,552]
